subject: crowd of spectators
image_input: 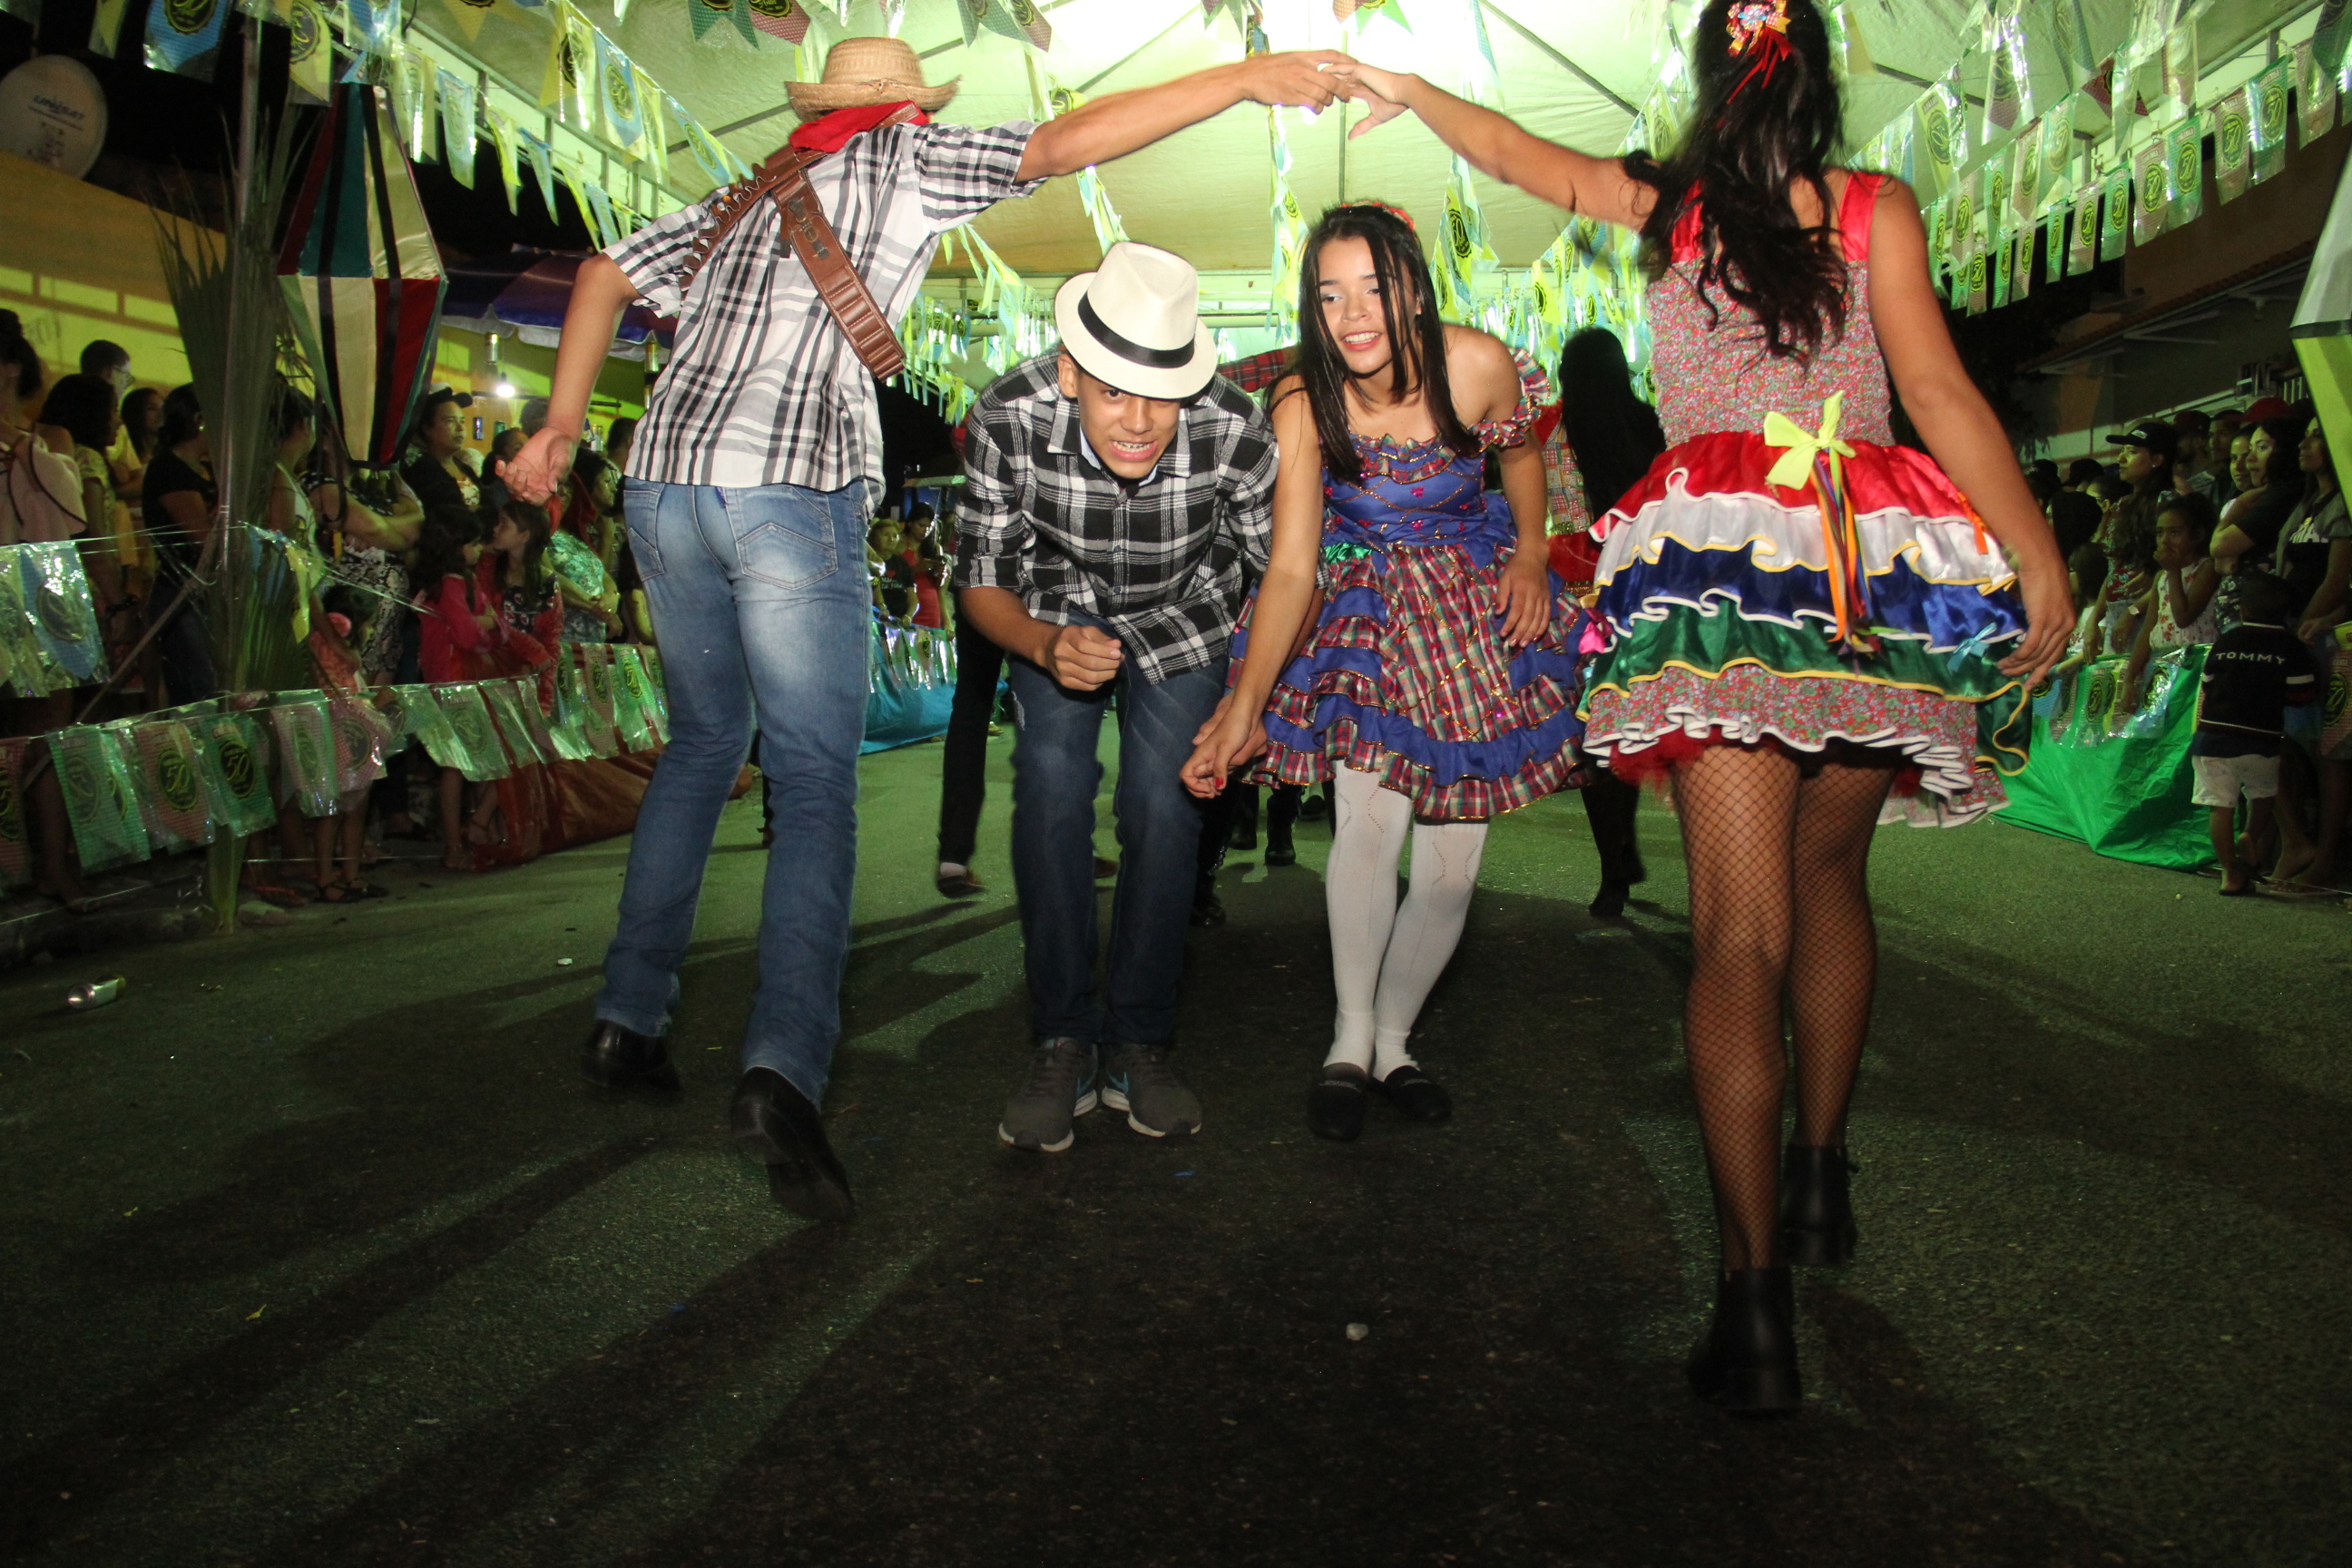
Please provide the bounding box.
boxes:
[0,315,654,909]
[2040,395,2348,893]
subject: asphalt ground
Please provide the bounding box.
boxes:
[2,730,2348,1567]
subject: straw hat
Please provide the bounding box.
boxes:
[1054,242,1216,401]
[786,36,959,121]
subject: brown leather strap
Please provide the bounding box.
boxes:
[670,113,913,381]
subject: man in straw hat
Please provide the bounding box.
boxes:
[506,34,1351,1221]
[956,240,1276,1153]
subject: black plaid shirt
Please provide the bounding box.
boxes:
[605,122,1043,493]
[955,353,1278,685]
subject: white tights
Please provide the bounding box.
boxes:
[1323,765,1488,1079]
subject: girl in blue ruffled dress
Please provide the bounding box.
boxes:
[1183,203,1591,1143]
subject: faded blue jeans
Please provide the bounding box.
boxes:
[1007,651,1226,1049]
[596,477,871,1106]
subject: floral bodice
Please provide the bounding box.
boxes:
[1318,352,1548,560]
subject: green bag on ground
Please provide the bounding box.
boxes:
[2002,645,2209,869]
[578,647,622,752]
[51,724,151,873]
[546,659,600,761]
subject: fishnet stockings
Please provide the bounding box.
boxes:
[1672,746,1893,1271]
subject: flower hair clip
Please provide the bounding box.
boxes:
[1724,0,1792,100]
[1725,0,1789,56]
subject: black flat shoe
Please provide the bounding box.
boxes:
[730,1068,855,1220]
[579,1020,681,1093]
[1307,1063,1367,1142]
[936,869,985,898]
[1686,1266,1800,1416]
[1190,886,1226,926]
[1780,1144,1857,1266]
[1374,1063,1452,1123]
[1589,879,1630,918]
[1263,837,1297,867]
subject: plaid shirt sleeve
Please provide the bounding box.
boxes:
[914,122,1044,230]
[1221,413,1279,577]
[604,198,718,318]
[952,392,1029,593]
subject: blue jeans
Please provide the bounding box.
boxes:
[1007,652,1225,1049]
[596,478,872,1106]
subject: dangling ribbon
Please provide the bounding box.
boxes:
[1724,0,1792,103]
[1762,391,1877,655]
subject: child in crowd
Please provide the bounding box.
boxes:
[413,505,495,870]
[306,585,388,902]
[2090,486,2157,658]
[2193,571,2319,894]
[2122,493,2221,710]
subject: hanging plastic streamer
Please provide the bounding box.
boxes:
[2166,112,2203,230]
[2100,163,2130,260]
[1916,74,1963,201]
[267,692,338,818]
[2162,23,2196,125]
[2052,0,2101,96]
[1266,108,1308,333]
[2297,40,2338,146]
[144,0,230,81]
[0,738,27,886]
[1981,0,2033,147]
[2040,97,2076,210]
[1073,166,1130,255]
[288,0,332,106]
[389,683,460,766]
[128,717,215,850]
[579,645,622,743]
[674,100,734,188]
[398,49,441,164]
[2010,121,2043,222]
[691,0,758,45]
[507,677,562,759]
[641,647,670,712]
[194,711,277,838]
[330,694,394,794]
[2213,88,2249,203]
[51,725,151,874]
[1460,0,1503,105]
[2132,133,2170,245]
[748,0,810,43]
[429,682,513,781]
[613,646,666,747]
[0,548,54,697]
[2067,182,2099,275]
[978,0,1053,50]
[619,646,669,742]
[486,108,524,215]
[545,661,597,760]
[1438,156,1498,324]
[22,541,106,687]
[480,680,550,767]
[519,126,560,219]
[2248,54,2291,184]
[439,70,480,191]
[605,647,656,751]
[543,3,599,133]
[598,31,648,156]
[561,654,619,758]
[88,0,132,57]
[635,70,671,189]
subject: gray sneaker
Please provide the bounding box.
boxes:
[1101,1043,1202,1138]
[998,1037,1099,1152]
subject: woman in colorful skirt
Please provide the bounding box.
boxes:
[1338,0,2070,1412]
[1182,202,1591,1144]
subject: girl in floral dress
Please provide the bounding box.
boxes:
[1339,0,2070,1413]
[1184,203,1591,1144]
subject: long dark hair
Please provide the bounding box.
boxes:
[1556,328,1666,515]
[159,384,204,449]
[2257,414,2307,490]
[495,498,554,593]
[1279,204,1474,485]
[122,387,163,462]
[0,309,43,406]
[415,504,481,587]
[1624,0,1848,366]
[39,373,115,452]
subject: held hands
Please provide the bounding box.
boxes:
[1237,51,1356,113]
[1180,692,1269,800]
[1328,62,1414,138]
[505,429,575,507]
[1495,552,1553,649]
[1042,623,1124,691]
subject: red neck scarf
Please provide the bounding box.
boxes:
[788,103,929,155]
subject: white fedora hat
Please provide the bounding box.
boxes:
[1053,241,1217,401]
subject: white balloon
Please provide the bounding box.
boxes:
[0,55,109,181]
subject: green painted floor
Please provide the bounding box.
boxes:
[3,731,2348,1567]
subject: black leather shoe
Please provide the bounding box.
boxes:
[1307,1063,1367,1142]
[729,1068,854,1220]
[1264,835,1297,867]
[1781,1144,1858,1266]
[1189,885,1226,926]
[1374,1063,1452,1122]
[580,1021,681,1093]
[1589,879,1630,919]
[1686,1266,1800,1415]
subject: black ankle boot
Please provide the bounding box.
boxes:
[1780,1145,1857,1266]
[1686,1266,1800,1415]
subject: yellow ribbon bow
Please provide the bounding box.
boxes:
[1761,391,1854,494]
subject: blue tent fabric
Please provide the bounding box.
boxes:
[861,618,956,753]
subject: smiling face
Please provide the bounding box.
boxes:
[2249,426,2278,486]
[1316,234,1405,381]
[1057,353,1181,479]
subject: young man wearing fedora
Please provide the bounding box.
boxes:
[505,38,1347,1220]
[956,241,1277,1152]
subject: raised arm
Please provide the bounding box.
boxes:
[1017,52,1349,180]
[1863,179,2070,682]
[1335,63,1652,230]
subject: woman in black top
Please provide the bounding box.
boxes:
[398,387,482,518]
[1557,327,1664,917]
[142,385,219,703]
[2212,416,2309,631]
